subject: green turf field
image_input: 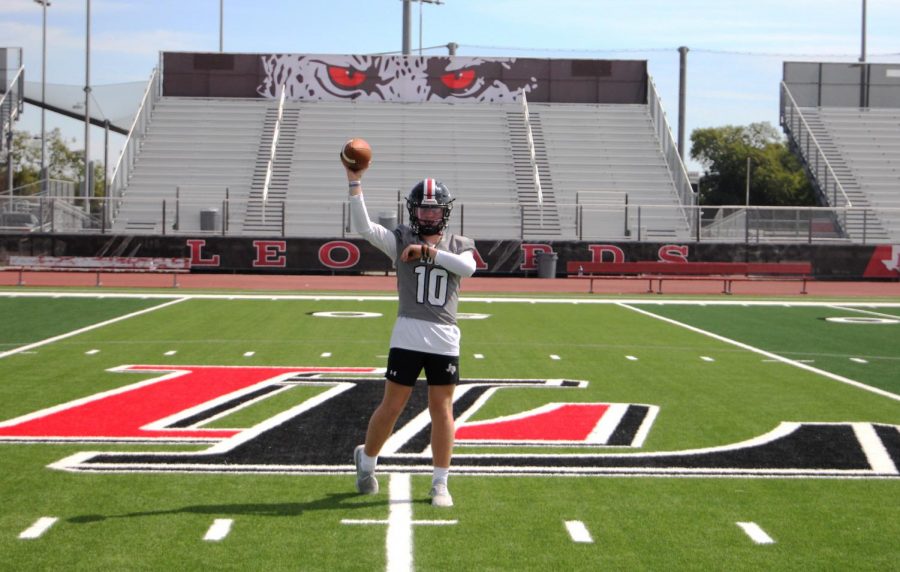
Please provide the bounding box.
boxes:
[0,292,897,571]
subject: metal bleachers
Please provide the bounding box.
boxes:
[112,96,692,240]
[796,106,899,241]
[282,101,522,239]
[112,98,268,233]
[534,103,691,240]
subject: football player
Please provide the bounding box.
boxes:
[345,163,476,508]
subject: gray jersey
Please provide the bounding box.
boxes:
[394,225,475,326]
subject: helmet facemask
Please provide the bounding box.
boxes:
[407,179,454,236]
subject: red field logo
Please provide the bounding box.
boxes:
[1,365,896,478]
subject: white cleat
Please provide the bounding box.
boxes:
[430,483,453,508]
[354,445,379,495]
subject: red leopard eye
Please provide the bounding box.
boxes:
[327,66,367,88]
[440,69,476,90]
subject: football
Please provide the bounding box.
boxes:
[340,138,372,171]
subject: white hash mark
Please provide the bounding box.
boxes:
[736,522,775,544]
[564,520,594,543]
[19,517,58,540]
[204,519,233,542]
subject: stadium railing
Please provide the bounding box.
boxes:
[107,69,159,226]
[647,77,697,229]
[0,58,24,159]
[779,82,853,212]
[0,195,894,244]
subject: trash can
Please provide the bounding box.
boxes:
[200,208,220,231]
[378,211,398,230]
[535,251,558,279]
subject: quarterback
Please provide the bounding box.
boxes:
[345,163,476,508]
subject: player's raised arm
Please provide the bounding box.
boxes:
[342,139,397,260]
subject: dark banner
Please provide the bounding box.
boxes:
[2,234,898,280]
[162,52,648,104]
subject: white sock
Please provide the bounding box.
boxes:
[360,452,377,473]
[432,467,450,487]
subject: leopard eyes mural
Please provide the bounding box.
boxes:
[258,54,539,103]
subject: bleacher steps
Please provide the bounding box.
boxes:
[243,108,300,235]
[506,110,562,237]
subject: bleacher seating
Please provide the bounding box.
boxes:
[797,107,899,242]
[112,97,692,240]
[282,101,523,239]
[112,98,268,233]
[534,103,691,240]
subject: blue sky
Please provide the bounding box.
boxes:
[3,0,899,171]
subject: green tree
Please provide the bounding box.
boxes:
[690,122,815,206]
[2,129,105,196]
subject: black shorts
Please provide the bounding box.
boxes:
[385,347,459,387]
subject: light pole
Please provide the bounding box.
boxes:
[219,0,224,52]
[34,0,50,187]
[859,0,867,63]
[84,0,91,203]
[745,156,751,207]
[402,0,444,56]
[677,46,688,159]
[859,0,868,107]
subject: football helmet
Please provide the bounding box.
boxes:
[406,179,454,235]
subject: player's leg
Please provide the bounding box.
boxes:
[427,383,455,468]
[425,354,458,507]
[355,381,412,494]
[355,348,420,494]
[364,379,413,457]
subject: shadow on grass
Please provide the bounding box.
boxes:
[68,492,386,523]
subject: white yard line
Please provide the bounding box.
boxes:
[0,298,188,360]
[386,473,414,572]
[618,303,900,403]
[341,473,457,572]
[2,291,900,307]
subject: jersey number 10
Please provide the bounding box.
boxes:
[414,266,449,306]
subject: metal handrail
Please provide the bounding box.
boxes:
[646,76,697,229]
[1,194,894,244]
[646,77,695,206]
[0,66,25,155]
[0,179,76,198]
[262,83,287,208]
[108,69,159,222]
[0,66,25,112]
[519,90,544,209]
[779,82,853,209]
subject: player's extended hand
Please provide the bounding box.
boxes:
[344,165,365,183]
[400,244,434,263]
